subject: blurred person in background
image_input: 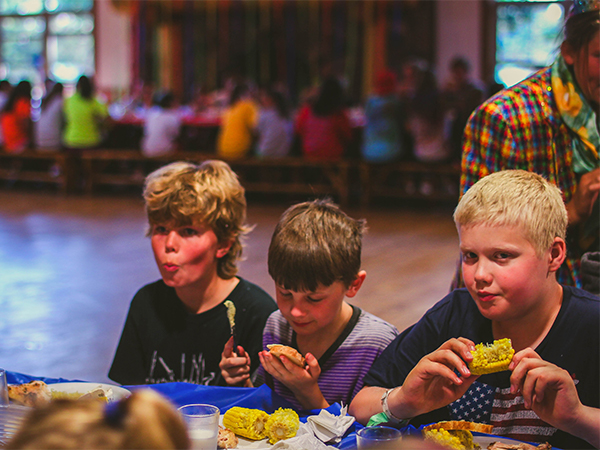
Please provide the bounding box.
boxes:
[62,75,109,151]
[35,81,64,151]
[1,80,32,153]
[141,91,182,158]
[361,69,406,163]
[255,87,293,158]
[217,83,259,160]
[295,77,352,161]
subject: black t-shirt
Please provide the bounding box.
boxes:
[364,286,599,450]
[108,277,277,386]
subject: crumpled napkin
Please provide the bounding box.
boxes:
[305,404,356,444]
[271,424,336,449]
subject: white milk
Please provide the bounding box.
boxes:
[188,428,218,450]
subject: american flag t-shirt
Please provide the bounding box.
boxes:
[449,381,556,444]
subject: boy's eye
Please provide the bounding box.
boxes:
[153,225,168,234]
[495,252,511,260]
[462,252,477,262]
[180,228,199,237]
[278,290,292,298]
[306,296,323,303]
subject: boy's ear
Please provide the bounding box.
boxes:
[345,270,367,298]
[547,237,567,273]
[216,239,234,259]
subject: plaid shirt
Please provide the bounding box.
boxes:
[461,66,581,286]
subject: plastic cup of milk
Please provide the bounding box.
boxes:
[178,404,220,450]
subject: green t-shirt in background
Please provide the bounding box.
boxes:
[62,93,108,148]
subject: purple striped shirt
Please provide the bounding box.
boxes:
[257,307,398,409]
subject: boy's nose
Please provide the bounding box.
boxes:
[473,261,492,284]
[165,231,179,252]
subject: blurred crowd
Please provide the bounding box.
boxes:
[0,55,499,166]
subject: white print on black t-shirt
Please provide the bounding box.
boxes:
[145,350,216,385]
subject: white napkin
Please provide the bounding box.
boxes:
[305,404,356,444]
[271,424,336,450]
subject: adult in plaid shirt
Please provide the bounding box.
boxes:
[461,1,599,288]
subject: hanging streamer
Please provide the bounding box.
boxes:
[284,0,297,103]
[245,0,257,85]
[362,1,374,100]
[374,1,388,77]
[258,0,271,87]
[218,0,230,85]
[273,0,286,85]
[308,0,319,85]
[320,0,333,77]
[206,0,218,90]
[345,1,359,96]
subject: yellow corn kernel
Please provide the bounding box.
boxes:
[265,408,300,444]
[468,338,515,376]
[222,406,269,440]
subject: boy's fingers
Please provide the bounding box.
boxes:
[223,336,234,357]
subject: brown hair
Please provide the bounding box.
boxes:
[6,389,190,449]
[268,198,366,292]
[143,160,251,279]
[564,9,600,53]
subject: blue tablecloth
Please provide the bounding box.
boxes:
[6,370,362,449]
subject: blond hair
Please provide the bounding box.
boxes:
[268,198,366,291]
[6,389,190,449]
[143,160,251,279]
[454,170,567,256]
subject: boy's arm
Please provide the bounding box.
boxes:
[219,336,253,387]
[350,337,478,425]
[510,348,600,448]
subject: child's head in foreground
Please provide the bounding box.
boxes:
[143,160,250,279]
[454,170,568,320]
[6,389,190,450]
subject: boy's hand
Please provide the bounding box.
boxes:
[394,338,478,418]
[219,336,252,387]
[259,350,328,410]
[509,348,583,431]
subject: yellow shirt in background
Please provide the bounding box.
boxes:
[217,99,258,159]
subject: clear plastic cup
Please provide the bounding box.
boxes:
[178,404,220,450]
[356,426,402,449]
[0,369,8,407]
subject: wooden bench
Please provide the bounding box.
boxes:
[80,149,352,205]
[80,149,211,194]
[359,160,461,208]
[0,149,73,193]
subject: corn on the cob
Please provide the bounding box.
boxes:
[423,428,474,450]
[265,408,300,444]
[222,407,269,440]
[468,338,514,375]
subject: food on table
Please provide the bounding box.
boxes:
[75,386,113,402]
[7,380,52,407]
[423,420,494,450]
[265,407,300,444]
[487,442,551,449]
[267,344,306,367]
[222,406,269,440]
[217,426,239,449]
[468,338,515,376]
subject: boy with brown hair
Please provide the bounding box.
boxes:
[220,199,398,410]
[350,170,599,449]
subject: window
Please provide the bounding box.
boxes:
[494,0,566,87]
[0,0,94,88]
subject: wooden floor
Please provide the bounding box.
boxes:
[0,189,459,383]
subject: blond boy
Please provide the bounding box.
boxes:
[350,170,599,449]
[109,160,276,386]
